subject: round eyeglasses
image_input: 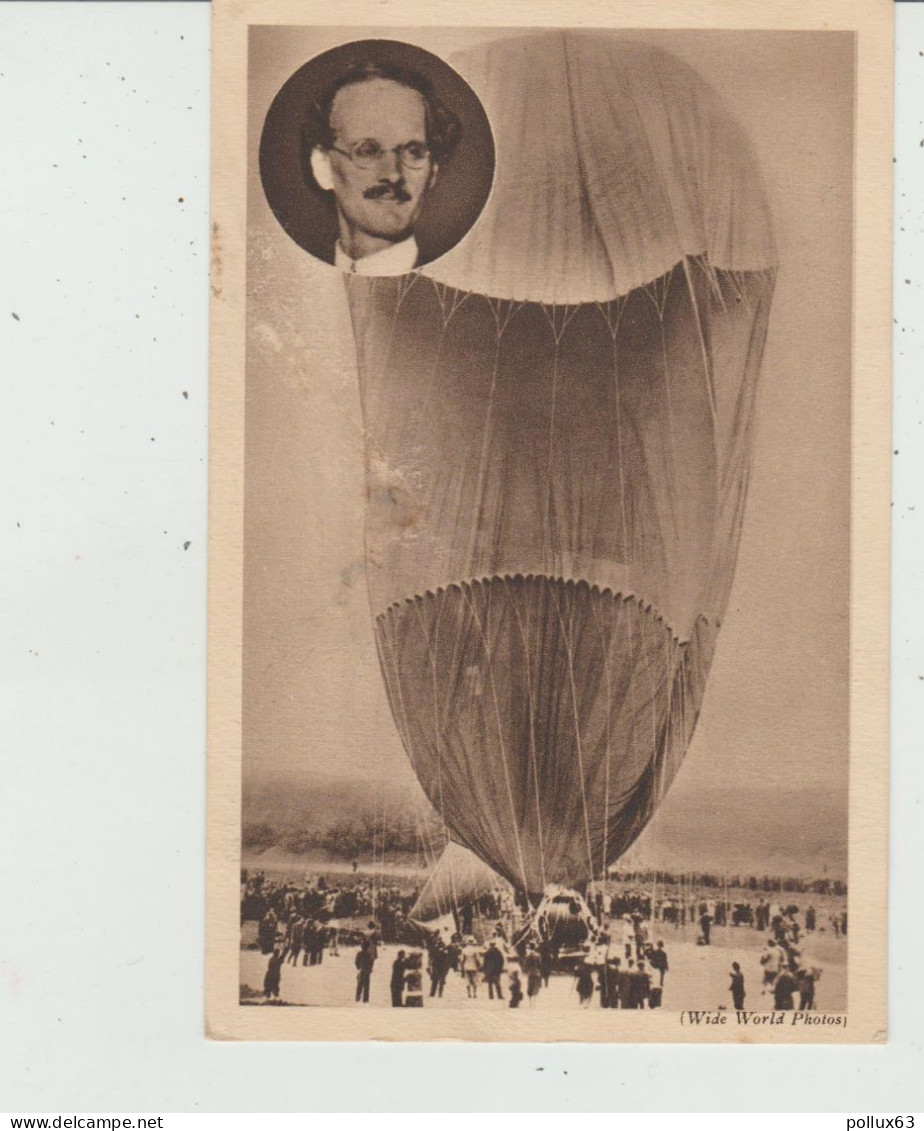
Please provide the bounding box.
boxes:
[329,139,431,171]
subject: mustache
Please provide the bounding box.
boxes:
[364,180,413,203]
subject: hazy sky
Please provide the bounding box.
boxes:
[241,29,853,873]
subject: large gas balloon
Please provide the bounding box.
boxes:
[348,32,775,898]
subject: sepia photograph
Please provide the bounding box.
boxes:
[7,0,923,1118]
[208,4,891,1043]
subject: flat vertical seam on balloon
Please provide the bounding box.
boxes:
[375,616,419,797]
[539,304,579,577]
[463,299,516,576]
[409,593,450,845]
[629,599,660,821]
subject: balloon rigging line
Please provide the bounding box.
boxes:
[548,581,599,889]
[409,594,450,858]
[457,580,533,901]
[600,298,634,878]
[502,575,549,893]
[595,296,630,588]
[588,594,615,881]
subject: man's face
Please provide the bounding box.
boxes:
[325,77,436,251]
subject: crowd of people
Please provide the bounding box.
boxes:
[753,911,823,1011]
[572,886,849,941]
[246,870,841,1012]
[242,869,420,953]
[724,951,819,1013]
[350,922,673,1010]
[721,904,826,1013]
[636,894,845,937]
[258,910,675,1009]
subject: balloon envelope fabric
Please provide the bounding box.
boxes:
[347,32,776,899]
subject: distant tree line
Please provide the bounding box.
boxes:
[607,870,847,895]
[242,807,447,861]
[241,803,845,894]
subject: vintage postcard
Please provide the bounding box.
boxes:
[207,0,892,1042]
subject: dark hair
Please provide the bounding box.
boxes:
[303,60,462,164]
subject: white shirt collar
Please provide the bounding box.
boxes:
[334,235,419,276]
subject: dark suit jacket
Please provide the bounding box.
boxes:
[319,235,426,270]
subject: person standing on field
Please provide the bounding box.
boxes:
[729,962,746,1010]
[390,949,407,1007]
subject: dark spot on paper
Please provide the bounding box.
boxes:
[178,196,185,203]
[211,221,223,298]
[182,390,188,399]
[11,312,19,321]
[183,541,191,551]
